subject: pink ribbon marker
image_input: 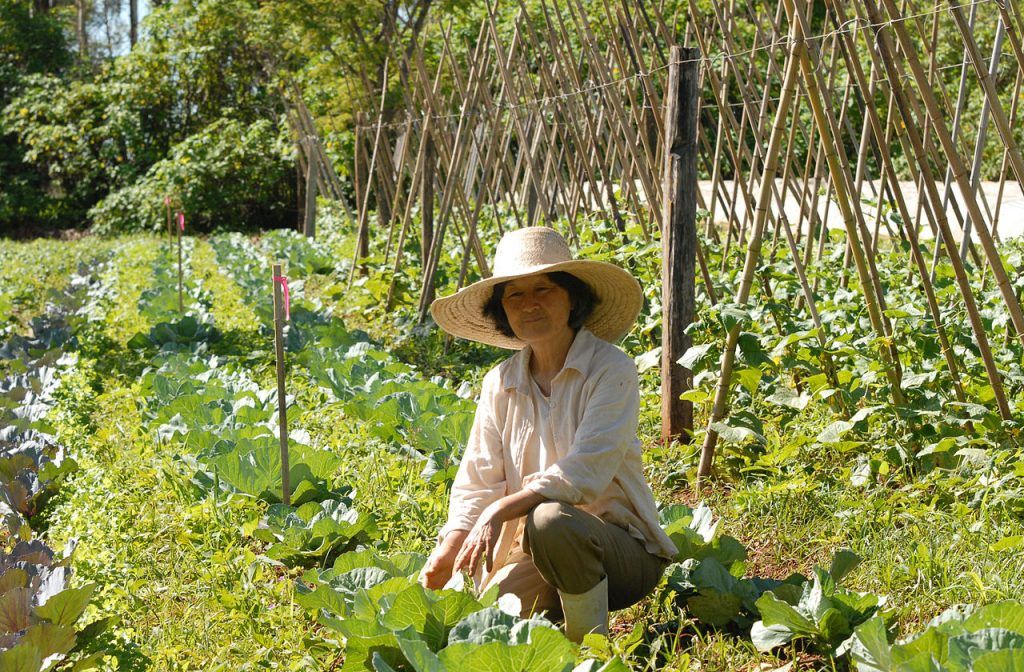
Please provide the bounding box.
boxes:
[164,195,171,207]
[176,211,185,232]
[273,276,291,321]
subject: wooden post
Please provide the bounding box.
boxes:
[272,263,291,506]
[176,211,184,312]
[303,151,318,238]
[660,45,699,446]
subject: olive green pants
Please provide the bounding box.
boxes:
[481,502,667,618]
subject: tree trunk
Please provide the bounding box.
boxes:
[129,0,138,47]
[76,0,88,59]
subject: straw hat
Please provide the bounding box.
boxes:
[430,227,644,350]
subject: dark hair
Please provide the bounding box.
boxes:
[482,271,599,339]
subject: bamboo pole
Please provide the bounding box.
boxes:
[948,1,1024,193]
[383,114,414,266]
[176,211,184,312]
[852,0,1012,419]
[484,3,552,222]
[350,57,404,283]
[872,0,1024,348]
[990,66,1023,244]
[697,13,803,484]
[783,0,906,403]
[303,150,318,238]
[272,263,291,507]
[825,0,966,403]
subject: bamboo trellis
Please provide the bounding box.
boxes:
[299,0,1024,476]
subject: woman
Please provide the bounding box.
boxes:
[419,227,677,642]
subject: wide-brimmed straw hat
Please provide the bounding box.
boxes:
[430,227,644,350]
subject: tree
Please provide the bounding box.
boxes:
[3,0,298,232]
[0,0,72,232]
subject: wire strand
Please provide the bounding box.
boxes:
[344,0,997,134]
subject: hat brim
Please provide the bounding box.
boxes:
[429,260,644,349]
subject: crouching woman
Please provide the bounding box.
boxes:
[418,227,677,642]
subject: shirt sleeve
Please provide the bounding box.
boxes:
[525,356,639,505]
[438,368,507,541]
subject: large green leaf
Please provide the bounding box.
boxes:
[817,608,851,644]
[439,623,574,672]
[394,628,447,672]
[0,586,33,633]
[766,386,811,410]
[680,558,749,627]
[963,602,1024,635]
[751,622,795,652]
[677,344,713,371]
[971,649,1024,672]
[34,584,94,627]
[947,629,1024,671]
[255,499,378,565]
[20,621,77,660]
[0,644,42,672]
[829,550,862,584]
[817,420,854,444]
[340,630,402,672]
[850,615,893,672]
[755,591,816,635]
[659,503,747,568]
[447,607,522,646]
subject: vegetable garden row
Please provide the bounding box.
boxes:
[1,219,1023,670]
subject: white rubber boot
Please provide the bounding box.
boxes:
[558,577,609,643]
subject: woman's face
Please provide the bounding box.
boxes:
[501,274,573,344]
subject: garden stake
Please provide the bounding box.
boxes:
[948,1,1024,196]
[176,211,184,313]
[350,105,380,285]
[409,33,490,293]
[383,114,414,266]
[541,0,616,221]
[164,195,173,252]
[543,4,615,226]
[272,263,291,506]
[948,7,1015,267]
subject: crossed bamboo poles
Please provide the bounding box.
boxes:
[288,0,1024,481]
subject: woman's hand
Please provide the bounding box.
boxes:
[420,530,469,590]
[428,491,547,588]
[451,490,547,578]
[453,503,503,578]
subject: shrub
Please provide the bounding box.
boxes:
[89,117,295,234]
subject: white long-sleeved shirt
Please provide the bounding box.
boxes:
[439,327,678,587]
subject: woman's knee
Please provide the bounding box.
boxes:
[525,502,604,593]
[526,501,589,549]
[526,501,568,539]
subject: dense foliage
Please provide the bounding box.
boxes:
[2,199,1022,668]
[0,0,71,229]
[1,0,1019,234]
[1,0,295,234]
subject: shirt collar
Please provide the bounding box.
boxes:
[501,327,597,393]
